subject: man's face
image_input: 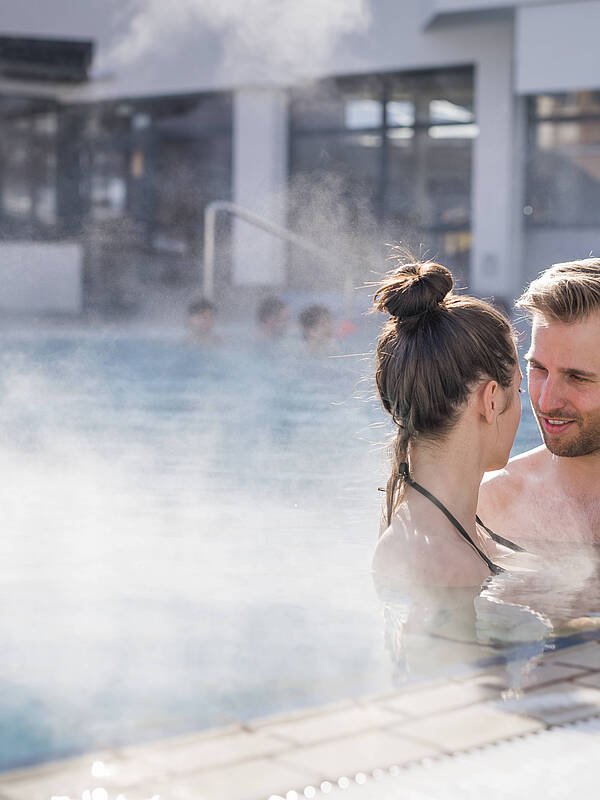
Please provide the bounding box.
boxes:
[527,312,600,457]
[265,308,289,338]
[308,313,334,344]
[189,310,215,337]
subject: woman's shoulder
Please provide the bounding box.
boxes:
[373,513,488,588]
[479,446,549,523]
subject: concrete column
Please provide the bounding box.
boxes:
[470,26,522,302]
[232,88,288,286]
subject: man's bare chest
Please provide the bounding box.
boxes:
[512,488,600,543]
[492,487,600,544]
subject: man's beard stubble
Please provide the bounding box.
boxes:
[536,408,600,457]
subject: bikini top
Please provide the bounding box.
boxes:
[397,462,525,575]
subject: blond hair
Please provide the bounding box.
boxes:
[517,258,600,322]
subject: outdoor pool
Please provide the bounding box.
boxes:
[0,323,587,772]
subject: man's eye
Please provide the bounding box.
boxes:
[570,374,588,382]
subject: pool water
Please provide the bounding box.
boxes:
[0,325,585,771]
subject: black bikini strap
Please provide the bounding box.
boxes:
[475,516,526,553]
[398,463,505,575]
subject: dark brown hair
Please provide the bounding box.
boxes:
[374,260,517,526]
[188,297,216,316]
[257,296,287,324]
[516,258,600,322]
[299,304,331,336]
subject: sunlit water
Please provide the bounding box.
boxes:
[0,324,592,771]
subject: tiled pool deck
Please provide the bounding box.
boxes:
[1,638,599,800]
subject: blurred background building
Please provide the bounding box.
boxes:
[0,0,598,317]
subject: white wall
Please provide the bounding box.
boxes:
[516,1,600,94]
[232,89,288,286]
[470,22,526,300]
[1,0,515,98]
[0,243,82,314]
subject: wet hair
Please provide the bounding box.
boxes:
[299,304,331,338]
[257,296,287,324]
[188,297,215,316]
[373,260,517,526]
[516,258,600,322]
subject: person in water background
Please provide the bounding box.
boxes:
[256,296,290,340]
[479,259,600,545]
[186,297,219,344]
[371,259,524,587]
[298,304,337,355]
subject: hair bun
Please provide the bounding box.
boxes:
[373,261,453,320]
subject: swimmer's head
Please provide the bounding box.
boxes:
[373,259,518,523]
[257,296,289,338]
[516,258,600,323]
[187,297,216,340]
[299,304,334,346]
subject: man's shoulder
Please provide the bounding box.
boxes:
[480,446,548,508]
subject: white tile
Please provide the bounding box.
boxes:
[391,703,543,751]
[258,704,402,745]
[281,729,438,779]
[381,677,503,717]
[131,730,291,774]
[145,757,315,800]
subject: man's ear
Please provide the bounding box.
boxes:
[479,379,500,424]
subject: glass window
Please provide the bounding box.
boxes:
[90,148,128,220]
[153,133,232,257]
[0,108,58,235]
[386,100,415,127]
[385,131,471,229]
[291,131,382,188]
[289,67,474,283]
[534,91,600,119]
[291,76,383,132]
[345,98,382,130]
[526,99,600,226]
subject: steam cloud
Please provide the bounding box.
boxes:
[102,0,371,82]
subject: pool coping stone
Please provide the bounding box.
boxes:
[0,636,598,800]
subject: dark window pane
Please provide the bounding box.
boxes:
[289,67,474,285]
[385,130,471,230]
[153,134,232,256]
[534,91,600,119]
[291,131,381,208]
[90,148,128,220]
[0,112,58,234]
[387,68,474,126]
[291,76,382,131]
[526,118,600,226]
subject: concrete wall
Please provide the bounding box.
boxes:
[423,0,578,27]
[523,228,600,290]
[232,89,288,287]
[1,0,514,98]
[0,242,83,314]
[470,23,521,299]
[516,1,600,94]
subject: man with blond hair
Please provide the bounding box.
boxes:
[478,258,600,544]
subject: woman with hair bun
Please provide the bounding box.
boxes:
[372,259,525,587]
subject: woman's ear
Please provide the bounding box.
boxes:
[479,379,499,424]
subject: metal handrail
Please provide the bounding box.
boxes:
[202,200,354,315]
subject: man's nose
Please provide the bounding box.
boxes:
[537,377,565,413]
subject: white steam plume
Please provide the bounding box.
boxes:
[102,0,371,83]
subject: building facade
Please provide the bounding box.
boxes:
[0,0,598,315]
